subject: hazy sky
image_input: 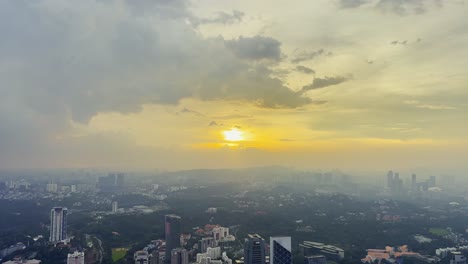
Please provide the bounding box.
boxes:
[0,0,467,172]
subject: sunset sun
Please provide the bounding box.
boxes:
[223,128,244,141]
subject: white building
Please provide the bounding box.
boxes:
[67,251,85,264]
[134,251,149,264]
[50,207,67,242]
[206,247,221,260]
[212,227,229,242]
[46,183,58,193]
[221,252,232,264]
[112,201,119,213]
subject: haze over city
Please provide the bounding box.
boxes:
[0,0,467,173]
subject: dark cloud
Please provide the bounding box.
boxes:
[295,65,315,74]
[0,0,316,163]
[338,0,368,8]
[291,49,332,64]
[190,10,244,26]
[302,76,350,91]
[225,36,282,61]
[179,108,204,116]
[208,121,223,126]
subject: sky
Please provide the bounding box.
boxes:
[0,0,467,173]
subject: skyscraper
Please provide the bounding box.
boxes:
[171,248,188,264]
[165,215,182,264]
[244,234,265,264]
[50,207,67,242]
[270,237,292,264]
[386,171,394,189]
[411,174,417,191]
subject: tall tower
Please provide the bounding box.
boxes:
[244,234,265,264]
[171,248,188,264]
[411,174,417,191]
[386,171,394,189]
[165,215,182,264]
[50,207,68,242]
[270,237,292,264]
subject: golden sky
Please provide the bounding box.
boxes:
[0,0,467,173]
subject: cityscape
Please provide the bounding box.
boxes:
[1,1,468,264]
[2,168,468,264]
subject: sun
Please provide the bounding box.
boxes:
[223,128,244,141]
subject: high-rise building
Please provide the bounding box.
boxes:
[270,237,292,264]
[200,237,216,253]
[165,215,182,264]
[206,247,221,260]
[49,207,67,242]
[171,248,188,264]
[429,176,436,188]
[244,234,266,264]
[450,252,466,264]
[112,201,119,213]
[135,251,149,264]
[213,227,229,242]
[386,171,394,189]
[411,174,417,191]
[67,251,85,264]
[304,256,326,264]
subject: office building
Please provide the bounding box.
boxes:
[67,251,85,264]
[304,256,326,264]
[206,247,221,260]
[386,171,394,189]
[429,176,436,188]
[244,234,266,264]
[165,215,182,264]
[199,237,216,253]
[270,237,292,264]
[213,227,229,242]
[49,207,67,242]
[135,251,149,264]
[411,174,417,191]
[171,248,188,264]
[112,201,119,213]
[450,252,466,264]
[299,241,344,261]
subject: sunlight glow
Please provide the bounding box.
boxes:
[223,128,244,141]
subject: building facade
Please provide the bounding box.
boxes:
[67,251,85,264]
[165,215,182,264]
[270,237,292,264]
[49,207,67,242]
[244,234,265,264]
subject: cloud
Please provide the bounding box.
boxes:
[0,1,312,124]
[190,10,244,26]
[295,65,315,74]
[404,100,455,110]
[225,35,282,61]
[208,121,223,126]
[291,49,332,64]
[302,76,350,91]
[278,138,296,142]
[376,0,442,15]
[338,0,368,8]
